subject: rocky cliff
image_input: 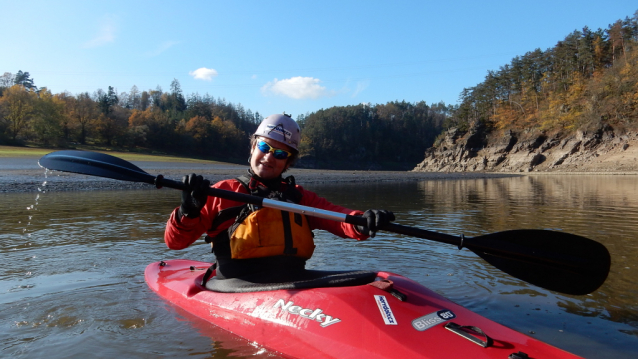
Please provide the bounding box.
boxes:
[412,124,638,173]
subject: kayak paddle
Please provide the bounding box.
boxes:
[38,150,610,295]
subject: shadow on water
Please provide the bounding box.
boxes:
[1,175,637,358]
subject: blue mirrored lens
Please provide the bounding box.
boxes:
[272,150,289,159]
[257,141,290,159]
[257,142,271,154]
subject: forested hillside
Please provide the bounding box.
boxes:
[447,11,638,138]
[296,101,449,169]
[414,11,638,173]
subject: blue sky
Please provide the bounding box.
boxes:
[2,1,636,119]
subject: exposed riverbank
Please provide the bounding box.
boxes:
[0,156,514,193]
[413,124,638,173]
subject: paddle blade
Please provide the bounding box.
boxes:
[38,150,156,184]
[467,230,610,295]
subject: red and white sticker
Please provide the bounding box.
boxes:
[374,295,398,325]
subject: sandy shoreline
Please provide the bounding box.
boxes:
[0,156,517,193]
[5,155,635,193]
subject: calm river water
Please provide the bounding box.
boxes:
[2,175,637,358]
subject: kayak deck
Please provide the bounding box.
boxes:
[145,259,581,359]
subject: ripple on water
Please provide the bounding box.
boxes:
[1,178,638,358]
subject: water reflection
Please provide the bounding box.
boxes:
[307,175,638,357]
[1,175,637,358]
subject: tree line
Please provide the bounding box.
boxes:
[448,10,638,137]
[0,75,263,161]
[0,72,449,167]
[297,101,450,168]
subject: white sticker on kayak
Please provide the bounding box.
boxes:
[273,299,341,327]
[374,295,398,325]
[412,310,456,331]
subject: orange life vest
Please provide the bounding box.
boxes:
[208,176,315,260]
[229,207,315,259]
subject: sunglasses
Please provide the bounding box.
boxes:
[256,140,293,160]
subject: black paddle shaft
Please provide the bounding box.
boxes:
[38,150,611,295]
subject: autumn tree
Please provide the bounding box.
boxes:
[608,20,626,63]
[209,116,244,157]
[184,115,210,153]
[0,85,36,142]
[128,108,157,146]
[71,92,97,144]
[140,90,150,111]
[55,91,76,141]
[31,88,63,146]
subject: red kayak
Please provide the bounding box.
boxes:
[145,259,581,359]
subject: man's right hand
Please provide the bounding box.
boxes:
[179,174,210,218]
[356,209,395,238]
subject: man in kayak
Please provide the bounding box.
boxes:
[164,113,394,283]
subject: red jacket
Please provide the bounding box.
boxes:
[165,178,367,250]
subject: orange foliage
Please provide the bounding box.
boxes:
[185,116,209,141]
[492,105,520,130]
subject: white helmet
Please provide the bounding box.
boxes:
[254,113,301,151]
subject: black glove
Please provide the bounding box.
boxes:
[356,209,395,238]
[179,174,210,219]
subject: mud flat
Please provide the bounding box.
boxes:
[0,157,513,193]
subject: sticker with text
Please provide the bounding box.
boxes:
[273,299,341,327]
[374,295,398,325]
[411,309,456,331]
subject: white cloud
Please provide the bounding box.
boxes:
[261,76,334,99]
[352,81,370,98]
[83,14,117,48]
[147,41,179,57]
[189,67,219,81]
